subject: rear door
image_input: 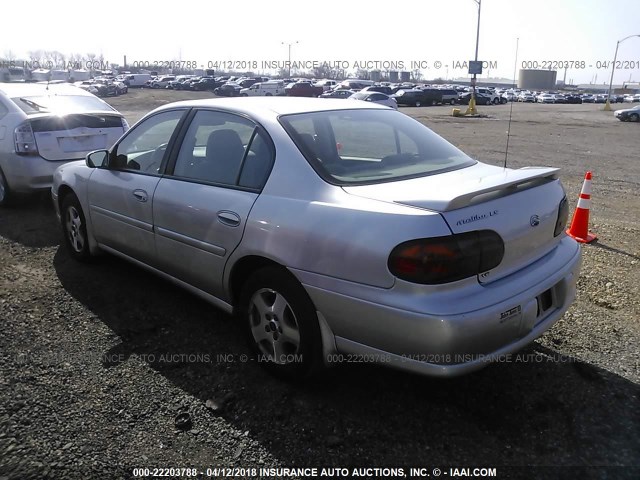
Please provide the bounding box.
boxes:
[152,109,274,299]
[87,109,187,266]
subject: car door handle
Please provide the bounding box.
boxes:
[217,211,241,227]
[132,189,148,202]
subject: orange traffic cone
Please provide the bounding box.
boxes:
[566,171,597,243]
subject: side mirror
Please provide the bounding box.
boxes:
[86,149,109,168]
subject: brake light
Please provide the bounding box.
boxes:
[388,230,504,284]
[554,195,569,237]
[14,121,38,155]
[121,117,130,132]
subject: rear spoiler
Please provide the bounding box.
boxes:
[396,167,560,212]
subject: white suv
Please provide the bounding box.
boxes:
[0,83,127,205]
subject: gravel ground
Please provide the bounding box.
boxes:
[0,90,638,480]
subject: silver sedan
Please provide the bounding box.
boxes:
[52,97,581,379]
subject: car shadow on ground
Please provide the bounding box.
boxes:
[52,247,640,476]
[591,241,640,261]
[0,193,60,248]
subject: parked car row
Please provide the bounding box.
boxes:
[75,77,128,97]
[130,73,640,108]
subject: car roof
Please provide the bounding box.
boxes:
[0,83,94,98]
[151,97,387,118]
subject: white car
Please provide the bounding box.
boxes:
[349,91,398,109]
[75,80,100,95]
[538,93,555,104]
[240,81,285,97]
[149,76,176,88]
[0,83,127,205]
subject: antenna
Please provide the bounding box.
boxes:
[504,37,519,169]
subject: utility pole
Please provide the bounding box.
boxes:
[466,0,482,115]
[282,41,298,78]
[604,35,640,111]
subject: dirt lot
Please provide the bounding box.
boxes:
[0,89,639,479]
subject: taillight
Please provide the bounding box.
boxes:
[14,121,38,155]
[554,195,569,237]
[388,230,504,284]
[122,117,130,132]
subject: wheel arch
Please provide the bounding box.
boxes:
[56,184,76,211]
[56,183,100,255]
[228,255,289,309]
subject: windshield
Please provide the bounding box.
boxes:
[12,95,114,114]
[280,109,475,185]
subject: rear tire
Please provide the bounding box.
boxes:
[61,193,93,262]
[415,101,422,107]
[239,266,323,380]
[0,167,12,207]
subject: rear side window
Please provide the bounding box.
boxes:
[172,110,274,190]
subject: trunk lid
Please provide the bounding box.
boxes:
[343,163,566,284]
[29,113,125,161]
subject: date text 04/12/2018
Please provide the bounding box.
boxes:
[521,60,640,69]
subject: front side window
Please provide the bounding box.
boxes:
[111,109,184,174]
[280,109,475,185]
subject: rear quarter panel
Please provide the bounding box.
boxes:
[226,123,452,290]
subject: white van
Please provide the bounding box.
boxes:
[123,74,152,88]
[240,81,285,97]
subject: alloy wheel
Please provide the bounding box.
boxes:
[248,288,300,364]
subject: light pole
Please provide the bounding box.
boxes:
[281,41,298,78]
[604,34,640,111]
[467,0,482,115]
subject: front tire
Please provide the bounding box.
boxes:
[239,266,323,380]
[415,101,422,107]
[61,194,93,262]
[630,113,639,122]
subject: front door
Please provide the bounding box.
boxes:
[88,109,186,266]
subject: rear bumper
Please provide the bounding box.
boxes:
[299,237,581,377]
[0,153,74,193]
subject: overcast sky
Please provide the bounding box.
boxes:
[2,0,640,85]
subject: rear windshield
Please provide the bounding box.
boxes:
[12,95,115,114]
[280,109,475,185]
